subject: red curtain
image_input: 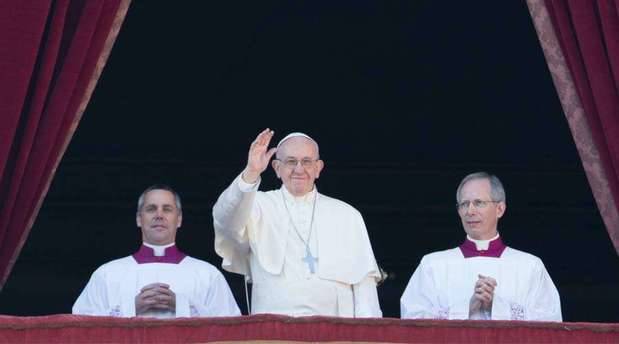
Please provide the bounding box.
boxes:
[0,0,131,288]
[527,0,619,252]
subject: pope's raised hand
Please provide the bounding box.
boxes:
[242,129,277,184]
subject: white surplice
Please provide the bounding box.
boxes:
[400,245,562,321]
[72,255,240,318]
[212,174,382,317]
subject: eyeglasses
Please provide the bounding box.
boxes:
[277,158,319,168]
[456,199,500,211]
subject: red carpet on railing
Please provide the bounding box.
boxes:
[0,314,618,343]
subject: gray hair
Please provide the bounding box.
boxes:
[137,184,182,214]
[456,172,506,203]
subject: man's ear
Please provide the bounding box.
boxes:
[177,213,183,228]
[496,202,506,219]
[314,159,324,179]
[136,213,141,227]
[271,159,281,179]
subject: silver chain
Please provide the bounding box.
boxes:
[281,189,318,252]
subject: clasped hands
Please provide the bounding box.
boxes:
[135,283,176,315]
[469,274,497,319]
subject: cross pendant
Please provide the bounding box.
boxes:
[302,245,318,274]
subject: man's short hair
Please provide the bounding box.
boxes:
[456,172,506,203]
[137,184,182,214]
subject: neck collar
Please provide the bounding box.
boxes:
[143,242,174,256]
[459,235,506,258]
[133,244,186,264]
[281,184,317,204]
[466,233,499,250]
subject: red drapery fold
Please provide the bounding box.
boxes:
[0,0,131,288]
[527,0,619,252]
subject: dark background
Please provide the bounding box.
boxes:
[1,1,617,321]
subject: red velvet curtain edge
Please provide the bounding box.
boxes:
[0,0,133,288]
[526,0,619,253]
[0,2,52,180]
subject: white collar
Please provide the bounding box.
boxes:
[280,185,317,204]
[143,242,175,257]
[466,233,500,250]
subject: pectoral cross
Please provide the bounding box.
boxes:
[302,245,318,274]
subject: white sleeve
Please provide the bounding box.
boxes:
[174,294,192,317]
[400,257,442,319]
[190,270,241,317]
[524,261,562,321]
[212,173,260,276]
[72,267,116,316]
[353,276,382,317]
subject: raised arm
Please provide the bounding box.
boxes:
[213,129,277,236]
[212,129,277,275]
[242,128,277,183]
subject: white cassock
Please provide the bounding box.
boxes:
[72,244,240,318]
[212,174,382,317]
[400,238,562,321]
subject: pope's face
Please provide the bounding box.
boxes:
[137,189,182,245]
[272,137,323,197]
[457,178,505,240]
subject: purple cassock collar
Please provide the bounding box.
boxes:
[459,237,507,258]
[132,245,186,264]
